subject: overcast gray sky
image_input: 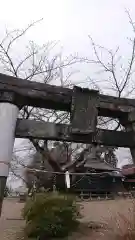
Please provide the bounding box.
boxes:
[2,0,135,187]
[0,0,134,50]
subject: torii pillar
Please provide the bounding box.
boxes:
[128,110,135,164]
[120,110,135,164]
[0,91,22,216]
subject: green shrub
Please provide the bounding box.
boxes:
[22,192,80,238]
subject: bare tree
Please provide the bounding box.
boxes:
[22,10,135,191]
[73,10,135,166]
[0,21,85,191]
[2,12,133,191]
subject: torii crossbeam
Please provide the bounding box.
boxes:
[0,72,135,215]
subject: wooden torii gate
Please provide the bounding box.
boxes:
[0,72,135,214]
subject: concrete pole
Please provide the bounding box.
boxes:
[0,102,19,216]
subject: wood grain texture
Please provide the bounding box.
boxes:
[0,73,135,117]
[71,86,98,134]
[15,119,135,147]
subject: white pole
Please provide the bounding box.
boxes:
[0,102,19,215]
[65,171,70,189]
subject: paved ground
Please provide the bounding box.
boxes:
[0,198,25,240]
[0,198,135,239]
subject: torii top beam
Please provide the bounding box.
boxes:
[0,73,134,118]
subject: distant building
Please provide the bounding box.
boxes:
[122,164,135,191]
[70,150,123,196]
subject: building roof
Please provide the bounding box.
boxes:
[122,165,135,176]
[107,171,123,177]
[84,157,116,171]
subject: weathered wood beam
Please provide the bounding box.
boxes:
[71,87,98,134]
[15,119,135,147]
[0,73,135,117]
[0,73,71,111]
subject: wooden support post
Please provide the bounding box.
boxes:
[121,110,135,164]
[128,111,135,164]
[0,92,20,216]
[71,86,98,134]
[0,177,6,215]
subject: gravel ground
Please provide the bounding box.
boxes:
[0,198,134,240]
